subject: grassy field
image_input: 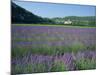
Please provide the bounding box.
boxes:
[11,24,96,74]
[12,24,96,28]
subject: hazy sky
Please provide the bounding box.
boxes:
[12,0,96,18]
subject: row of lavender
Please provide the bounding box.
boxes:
[12,25,96,74]
[12,51,96,74]
[12,26,95,48]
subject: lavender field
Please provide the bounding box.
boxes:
[11,25,96,74]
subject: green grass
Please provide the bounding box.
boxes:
[12,24,96,28]
[51,60,67,72]
[12,63,46,74]
[12,44,95,58]
[12,60,67,74]
[75,58,96,70]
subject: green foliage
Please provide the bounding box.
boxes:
[12,64,23,74]
[32,63,46,73]
[12,47,30,58]
[30,45,57,55]
[23,63,34,73]
[12,2,54,24]
[75,58,96,70]
[52,16,96,26]
[13,63,47,74]
[86,45,96,51]
[12,42,94,58]
[68,42,85,53]
[51,60,67,72]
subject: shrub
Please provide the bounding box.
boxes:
[75,58,96,70]
[51,60,67,72]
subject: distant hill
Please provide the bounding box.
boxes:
[52,16,96,26]
[52,16,95,22]
[11,2,54,24]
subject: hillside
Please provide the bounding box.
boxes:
[52,16,96,26]
[11,2,54,24]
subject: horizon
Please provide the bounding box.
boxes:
[12,0,96,18]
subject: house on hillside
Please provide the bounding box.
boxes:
[64,19,72,25]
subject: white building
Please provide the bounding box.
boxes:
[64,19,72,24]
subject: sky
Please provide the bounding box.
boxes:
[12,0,96,18]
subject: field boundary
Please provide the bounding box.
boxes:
[12,24,96,28]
